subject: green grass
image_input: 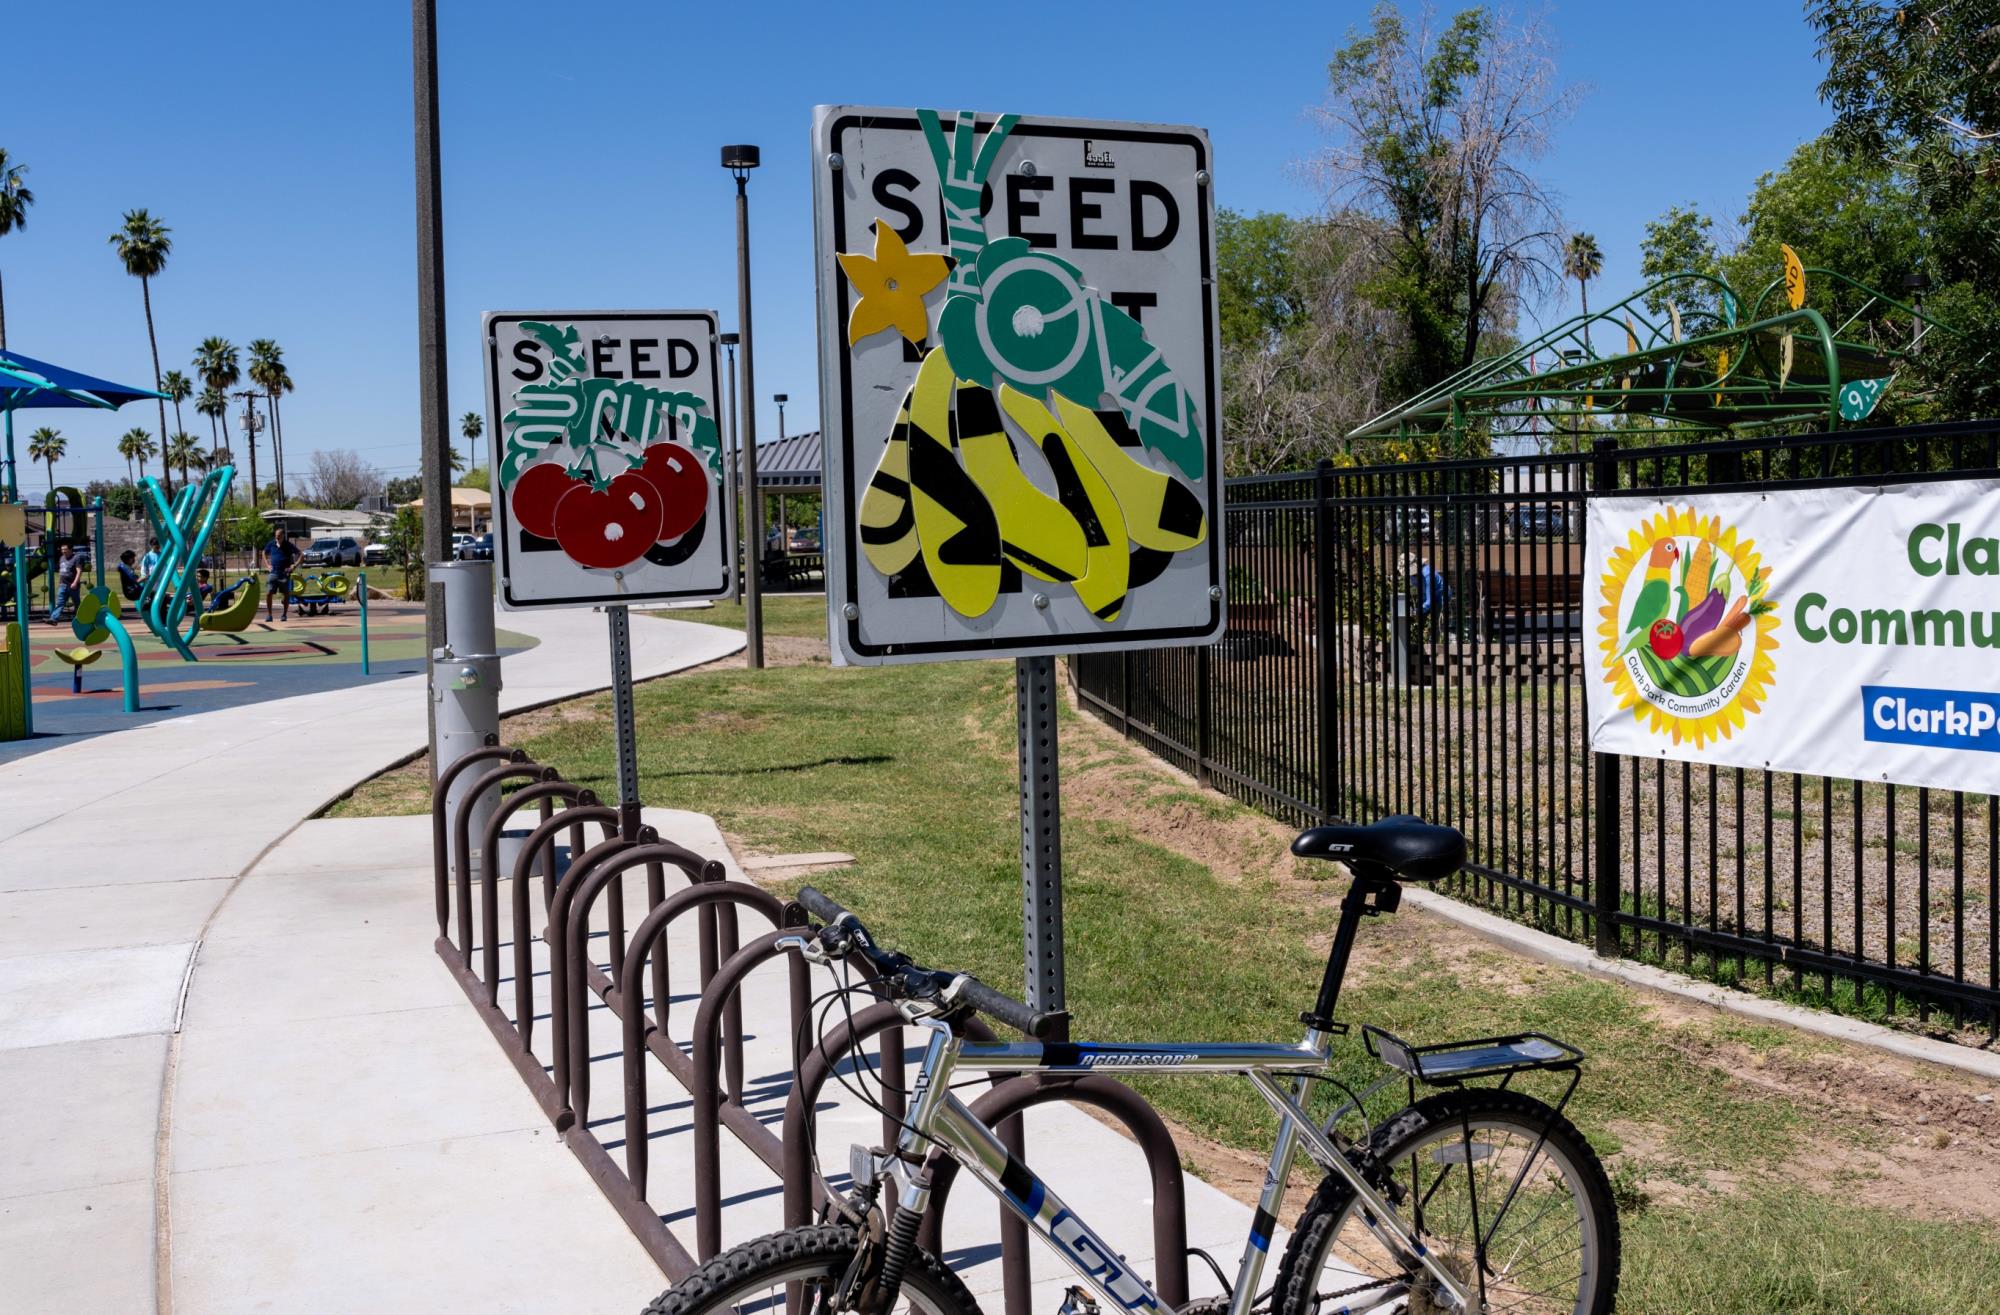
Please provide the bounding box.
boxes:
[343,652,2000,1312]
[644,594,827,639]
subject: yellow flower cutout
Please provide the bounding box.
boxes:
[838,220,949,347]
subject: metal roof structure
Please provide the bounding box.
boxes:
[746,430,823,492]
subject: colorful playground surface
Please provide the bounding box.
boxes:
[0,599,536,763]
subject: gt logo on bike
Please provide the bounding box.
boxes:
[1050,1209,1159,1312]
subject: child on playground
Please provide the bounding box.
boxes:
[194,568,216,612]
[116,550,143,602]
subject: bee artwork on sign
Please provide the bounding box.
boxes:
[811,106,1225,665]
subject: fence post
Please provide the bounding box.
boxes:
[1194,644,1212,786]
[1589,438,1621,957]
[1315,460,1337,821]
[1119,650,1132,739]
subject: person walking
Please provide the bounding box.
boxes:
[48,540,84,624]
[262,527,300,622]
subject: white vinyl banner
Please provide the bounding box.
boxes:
[1585,480,2000,795]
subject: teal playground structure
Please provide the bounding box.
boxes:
[137,465,237,661]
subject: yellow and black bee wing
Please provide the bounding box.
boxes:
[998,384,1129,622]
[1051,395,1205,553]
[858,383,920,577]
[952,379,1086,583]
[908,348,1002,618]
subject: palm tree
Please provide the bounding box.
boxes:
[0,149,32,504]
[449,445,466,475]
[0,148,32,352]
[460,412,484,473]
[109,210,173,450]
[196,384,227,455]
[209,443,234,472]
[1565,233,1604,354]
[119,427,158,487]
[166,431,203,486]
[26,426,63,492]
[248,339,293,502]
[162,369,192,437]
[192,337,244,501]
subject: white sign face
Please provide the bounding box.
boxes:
[811,106,1224,665]
[1585,480,2000,795]
[485,311,731,610]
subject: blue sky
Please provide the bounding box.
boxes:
[2,1,1830,491]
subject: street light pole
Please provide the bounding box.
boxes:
[413,0,454,776]
[719,331,741,605]
[235,389,264,511]
[723,144,764,669]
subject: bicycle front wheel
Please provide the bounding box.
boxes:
[1273,1089,1619,1315]
[640,1223,986,1315]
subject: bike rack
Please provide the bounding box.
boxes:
[430,745,1198,1304]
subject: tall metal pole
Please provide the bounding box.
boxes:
[413,0,453,775]
[725,151,765,669]
[720,333,741,605]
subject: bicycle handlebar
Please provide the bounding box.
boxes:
[797,886,1065,1040]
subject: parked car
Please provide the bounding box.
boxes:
[1375,507,1433,542]
[299,535,363,567]
[456,532,493,561]
[362,542,392,567]
[450,532,474,557]
[1510,505,1569,537]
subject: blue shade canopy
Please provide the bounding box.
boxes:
[0,348,167,412]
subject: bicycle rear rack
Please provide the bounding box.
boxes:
[1362,1025,1583,1087]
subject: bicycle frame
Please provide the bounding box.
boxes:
[886,1019,1477,1315]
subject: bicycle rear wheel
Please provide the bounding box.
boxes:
[1272,1089,1619,1315]
[640,1223,985,1315]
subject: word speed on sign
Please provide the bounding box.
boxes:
[811,106,1224,666]
[484,310,732,610]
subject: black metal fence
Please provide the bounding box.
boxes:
[1075,420,2000,1034]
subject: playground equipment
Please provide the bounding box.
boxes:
[288,569,352,617]
[195,575,261,634]
[53,587,140,710]
[1349,252,1960,450]
[136,465,237,661]
[0,620,24,739]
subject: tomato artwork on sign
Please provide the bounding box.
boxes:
[485,311,731,609]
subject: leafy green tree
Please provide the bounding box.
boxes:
[383,474,421,505]
[1319,5,1571,407]
[26,426,63,492]
[1636,204,1728,334]
[109,210,173,450]
[85,478,144,520]
[1810,0,1999,417]
[1216,209,1306,350]
[0,147,32,351]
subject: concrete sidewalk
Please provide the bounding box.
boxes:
[0,607,742,1312]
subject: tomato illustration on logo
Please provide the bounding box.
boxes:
[509,462,581,539]
[630,442,710,542]
[552,470,665,570]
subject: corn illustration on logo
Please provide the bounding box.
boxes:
[1597,506,1781,747]
[837,108,1209,624]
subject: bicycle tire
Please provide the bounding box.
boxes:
[640,1223,986,1315]
[1272,1088,1620,1315]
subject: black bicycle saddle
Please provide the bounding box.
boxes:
[1290,814,1466,883]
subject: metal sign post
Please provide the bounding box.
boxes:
[1016,654,1064,1022]
[810,104,1225,1009]
[606,603,643,840]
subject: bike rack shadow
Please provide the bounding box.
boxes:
[431,742,1191,1306]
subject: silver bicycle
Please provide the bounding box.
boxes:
[644,817,1620,1315]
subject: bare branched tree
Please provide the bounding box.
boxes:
[306,448,386,508]
[1312,4,1576,402]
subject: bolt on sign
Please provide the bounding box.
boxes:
[484,311,732,609]
[811,106,1225,665]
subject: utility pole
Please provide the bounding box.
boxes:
[723,145,764,669]
[235,389,264,510]
[413,0,453,774]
